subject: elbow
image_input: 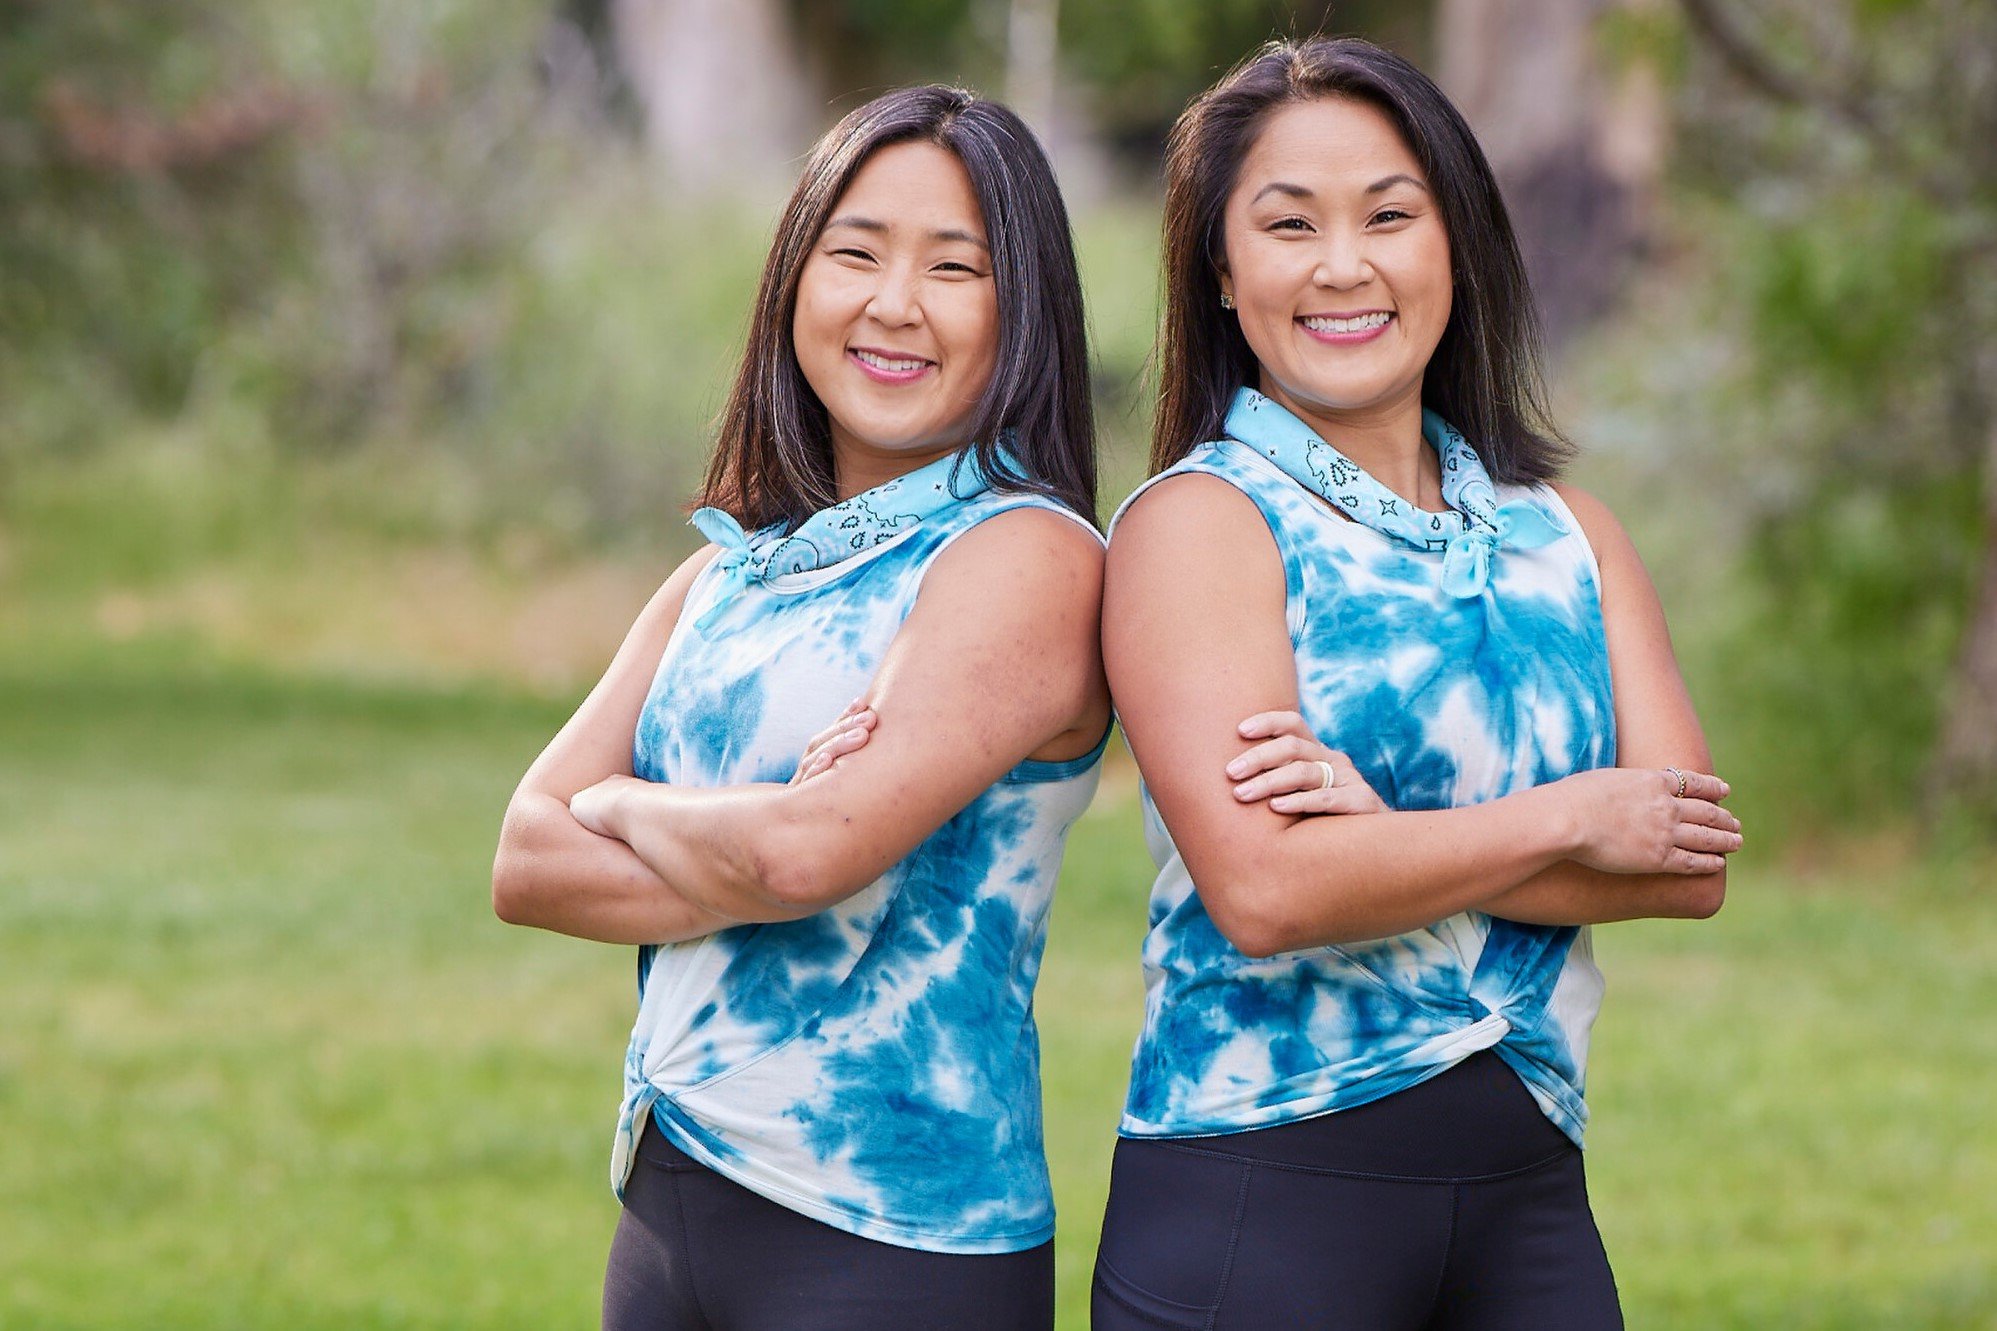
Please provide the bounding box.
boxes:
[1202,879,1312,960]
[1682,867,1727,920]
[490,805,547,927]
[491,851,539,923]
[738,818,861,918]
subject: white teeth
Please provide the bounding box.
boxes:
[853,350,929,373]
[1301,312,1393,334]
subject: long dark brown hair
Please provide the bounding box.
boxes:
[699,86,1096,527]
[1153,37,1569,484]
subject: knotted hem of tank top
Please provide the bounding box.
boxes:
[1486,1043,1589,1148]
[648,1096,1058,1255]
[1116,1011,1513,1141]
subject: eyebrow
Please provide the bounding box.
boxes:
[1248,182,1314,206]
[1365,173,1430,195]
[1247,174,1431,206]
[823,215,990,251]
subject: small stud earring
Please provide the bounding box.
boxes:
[1219,292,1235,310]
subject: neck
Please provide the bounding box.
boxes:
[830,432,963,502]
[1258,376,1441,511]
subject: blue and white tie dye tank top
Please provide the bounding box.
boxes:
[612,447,1106,1254]
[1112,387,1616,1146]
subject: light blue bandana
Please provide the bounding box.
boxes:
[689,447,1008,631]
[1223,388,1564,597]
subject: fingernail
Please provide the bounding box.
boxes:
[1233,783,1253,799]
[1270,796,1294,811]
[1225,760,1246,778]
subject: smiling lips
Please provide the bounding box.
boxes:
[849,346,937,383]
[1298,310,1395,345]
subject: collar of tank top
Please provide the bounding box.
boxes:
[1223,387,1564,597]
[688,441,1019,629]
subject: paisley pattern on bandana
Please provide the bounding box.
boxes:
[1226,387,1567,597]
[1110,393,1616,1146]
[688,446,1018,631]
[612,461,1106,1255]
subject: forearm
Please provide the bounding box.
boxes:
[597,780,850,923]
[1218,783,1581,953]
[1482,858,1728,926]
[492,794,740,945]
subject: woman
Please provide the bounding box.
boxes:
[1092,39,1741,1329]
[491,85,1109,1331]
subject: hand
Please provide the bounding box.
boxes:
[1556,767,1742,875]
[790,699,877,785]
[570,774,643,837]
[1225,711,1390,816]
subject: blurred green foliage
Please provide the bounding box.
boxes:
[3,663,1992,1328]
[1649,0,1997,830]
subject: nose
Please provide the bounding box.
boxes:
[1312,228,1372,291]
[864,261,923,328]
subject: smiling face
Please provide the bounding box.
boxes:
[1219,96,1452,433]
[791,139,1000,487]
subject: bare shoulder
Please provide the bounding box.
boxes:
[1549,483,1635,559]
[1112,470,1268,553]
[626,542,726,637]
[923,502,1105,601]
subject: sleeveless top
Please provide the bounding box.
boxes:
[1112,388,1616,1146]
[611,447,1106,1255]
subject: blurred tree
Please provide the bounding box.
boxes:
[607,0,814,199]
[1438,0,1671,342]
[1675,0,1997,823]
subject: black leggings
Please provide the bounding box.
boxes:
[1091,1052,1623,1331]
[602,1116,1054,1331]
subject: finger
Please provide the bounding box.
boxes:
[1238,710,1310,740]
[1226,735,1318,780]
[1663,847,1728,875]
[803,706,876,756]
[793,725,873,784]
[1268,784,1380,817]
[1666,769,1729,803]
[1234,759,1335,802]
[815,725,873,763]
[1674,798,1742,833]
[1673,822,1743,855]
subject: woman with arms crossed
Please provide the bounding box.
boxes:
[1092,39,1741,1330]
[491,86,1109,1331]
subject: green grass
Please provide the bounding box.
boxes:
[3,656,1992,1328]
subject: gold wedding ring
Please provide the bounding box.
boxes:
[1665,766,1687,799]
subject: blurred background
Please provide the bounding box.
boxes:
[2,1,1992,1327]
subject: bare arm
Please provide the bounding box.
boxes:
[1225,485,1739,927]
[572,508,1111,922]
[1475,485,1732,924]
[490,545,738,945]
[1104,475,1736,959]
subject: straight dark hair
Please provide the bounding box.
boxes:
[699,85,1096,528]
[1153,37,1570,484]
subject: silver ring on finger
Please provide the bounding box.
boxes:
[1314,760,1337,791]
[1664,766,1687,799]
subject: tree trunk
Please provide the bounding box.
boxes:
[1928,397,1997,818]
[610,0,814,201]
[1434,0,1668,343]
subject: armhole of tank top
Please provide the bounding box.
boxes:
[920,496,1112,785]
[1111,454,1309,648]
[644,546,729,699]
[1531,485,1605,597]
